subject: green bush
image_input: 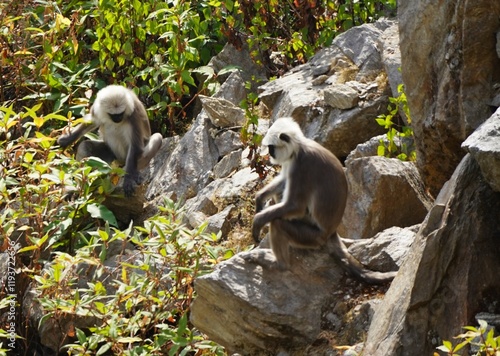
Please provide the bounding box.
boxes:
[0,0,225,134]
[1,0,397,134]
[221,0,396,75]
[0,105,228,354]
[376,84,416,161]
[436,319,500,356]
[35,200,226,355]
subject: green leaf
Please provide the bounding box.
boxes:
[18,244,38,253]
[96,342,112,355]
[122,40,133,55]
[377,144,386,157]
[76,328,87,344]
[116,336,142,343]
[84,157,111,172]
[181,70,195,87]
[218,65,241,76]
[87,204,119,227]
[453,339,470,352]
[436,345,450,352]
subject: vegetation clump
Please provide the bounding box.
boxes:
[0,0,398,354]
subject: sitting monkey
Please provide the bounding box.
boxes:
[252,117,397,284]
[58,85,163,196]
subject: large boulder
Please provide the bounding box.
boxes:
[363,154,500,355]
[190,228,415,355]
[146,72,249,203]
[339,156,432,239]
[398,0,500,195]
[258,19,396,159]
[462,108,500,192]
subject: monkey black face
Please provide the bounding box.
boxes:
[268,145,276,158]
[109,112,124,123]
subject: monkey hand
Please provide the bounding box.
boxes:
[252,213,265,243]
[57,134,73,148]
[123,174,138,197]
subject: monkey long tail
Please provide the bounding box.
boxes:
[329,233,397,284]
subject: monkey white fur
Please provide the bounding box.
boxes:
[58,85,163,196]
[252,117,396,284]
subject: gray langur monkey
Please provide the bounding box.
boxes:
[58,85,163,196]
[252,117,397,284]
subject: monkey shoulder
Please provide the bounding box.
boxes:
[295,141,346,187]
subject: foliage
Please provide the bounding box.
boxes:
[0,104,120,260]
[35,200,227,355]
[375,83,416,161]
[1,0,397,137]
[220,0,397,76]
[436,319,500,356]
[0,0,225,134]
[0,105,226,354]
[239,77,269,180]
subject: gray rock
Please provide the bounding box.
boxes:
[190,240,343,355]
[146,114,219,201]
[346,134,415,163]
[462,108,500,191]
[258,20,392,158]
[184,195,218,218]
[398,0,500,195]
[206,204,236,236]
[208,43,267,89]
[213,71,248,106]
[363,154,500,355]
[475,313,500,329]
[213,129,243,158]
[199,95,246,128]
[308,95,388,159]
[191,229,413,355]
[497,30,500,59]
[213,149,243,179]
[347,225,419,271]
[187,204,235,236]
[378,22,403,101]
[323,84,359,109]
[339,156,432,239]
[212,167,260,201]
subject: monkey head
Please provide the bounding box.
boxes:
[262,117,304,165]
[92,85,134,124]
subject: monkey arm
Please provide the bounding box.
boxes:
[122,130,144,197]
[252,199,306,242]
[57,115,97,148]
[137,133,163,170]
[255,175,286,213]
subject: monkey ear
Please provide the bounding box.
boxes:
[279,133,291,143]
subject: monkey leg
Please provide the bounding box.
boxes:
[138,133,163,170]
[274,218,329,249]
[269,219,328,269]
[76,140,116,164]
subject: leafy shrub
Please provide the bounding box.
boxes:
[376,84,416,161]
[436,319,500,356]
[35,200,226,355]
[239,77,269,180]
[220,0,397,76]
[1,0,397,138]
[0,0,225,134]
[0,104,118,257]
[0,105,227,354]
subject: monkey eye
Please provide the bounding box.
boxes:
[109,112,124,123]
[268,145,275,158]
